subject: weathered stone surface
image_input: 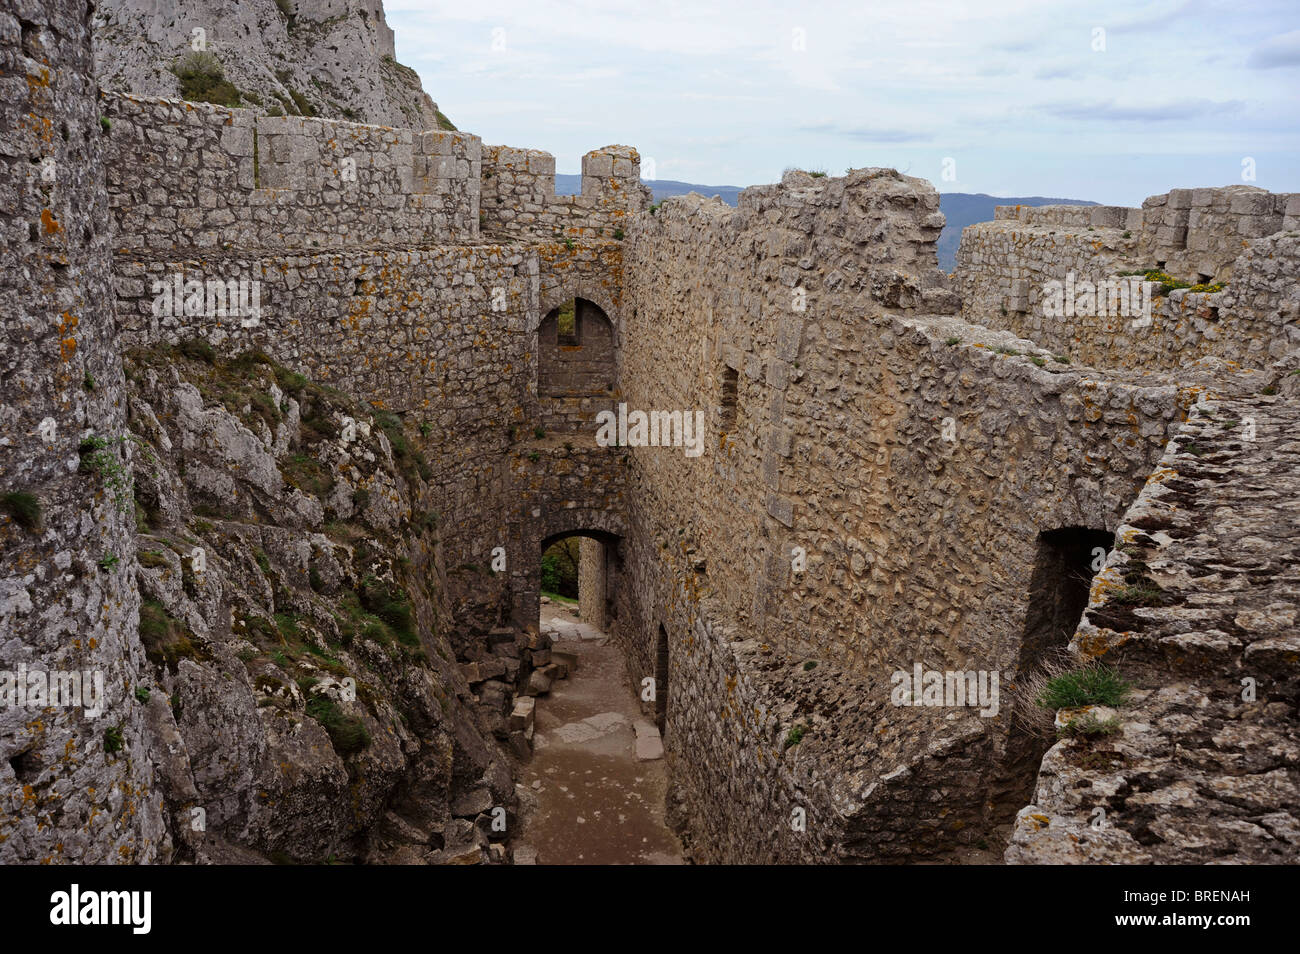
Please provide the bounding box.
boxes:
[5,0,1298,868]
[1008,391,1300,864]
[524,668,554,696]
[509,696,535,733]
[0,0,165,864]
[93,0,443,131]
[634,721,664,761]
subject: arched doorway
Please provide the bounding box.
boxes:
[536,297,615,432]
[538,528,620,634]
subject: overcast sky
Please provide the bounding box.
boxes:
[386,0,1300,205]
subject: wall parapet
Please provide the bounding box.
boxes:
[481,143,651,240]
[101,90,481,253]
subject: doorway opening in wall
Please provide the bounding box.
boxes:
[655,624,669,733]
[537,298,615,433]
[537,530,619,641]
[541,537,580,604]
[1018,526,1115,674]
[995,525,1115,837]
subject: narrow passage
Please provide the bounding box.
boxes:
[513,599,684,865]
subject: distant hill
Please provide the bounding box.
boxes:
[556,176,1095,271]
[555,175,743,206]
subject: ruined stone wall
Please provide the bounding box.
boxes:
[481,144,651,240]
[96,83,642,638]
[111,244,539,621]
[1137,186,1299,282]
[1008,384,1300,864]
[1,0,165,864]
[619,171,1189,861]
[101,91,480,252]
[955,187,1300,372]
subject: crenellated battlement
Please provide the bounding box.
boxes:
[989,185,1300,282]
[480,142,651,239]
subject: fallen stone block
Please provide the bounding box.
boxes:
[513,845,538,865]
[450,785,495,818]
[525,669,554,696]
[509,696,536,732]
[634,720,664,761]
[431,845,482,865]
[551,650,579,674]
[463,658,507,684]
[540,661,567,681]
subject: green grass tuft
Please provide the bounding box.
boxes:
[305,696,370,755]
[104,726,124,754]
[1037,664,1131,710]
[171,52,243,108]
[2,491,41,531]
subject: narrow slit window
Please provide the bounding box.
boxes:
[719,365,739,431]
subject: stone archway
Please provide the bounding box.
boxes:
[536,296,616,432]
[537,285,620,336]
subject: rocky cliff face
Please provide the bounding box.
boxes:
[121,341,513,863]
[92,0,447,130]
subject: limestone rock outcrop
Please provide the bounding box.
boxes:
[119,342,514,863]
[93,0,445,130]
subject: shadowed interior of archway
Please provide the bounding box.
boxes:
[537,297,615,433]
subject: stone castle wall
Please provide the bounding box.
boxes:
[480,143,651,240]
[7,2,1299,865]
[955,186,1300,372]
[1136,186,1299,281]
[111,244,537,592]
[102,91,482,252]
[1008,386,1300,864]
[616,171,1191,861]
[577,536,606,628]
[99,92,640,641]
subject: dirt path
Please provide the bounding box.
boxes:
[512,601,684,865]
